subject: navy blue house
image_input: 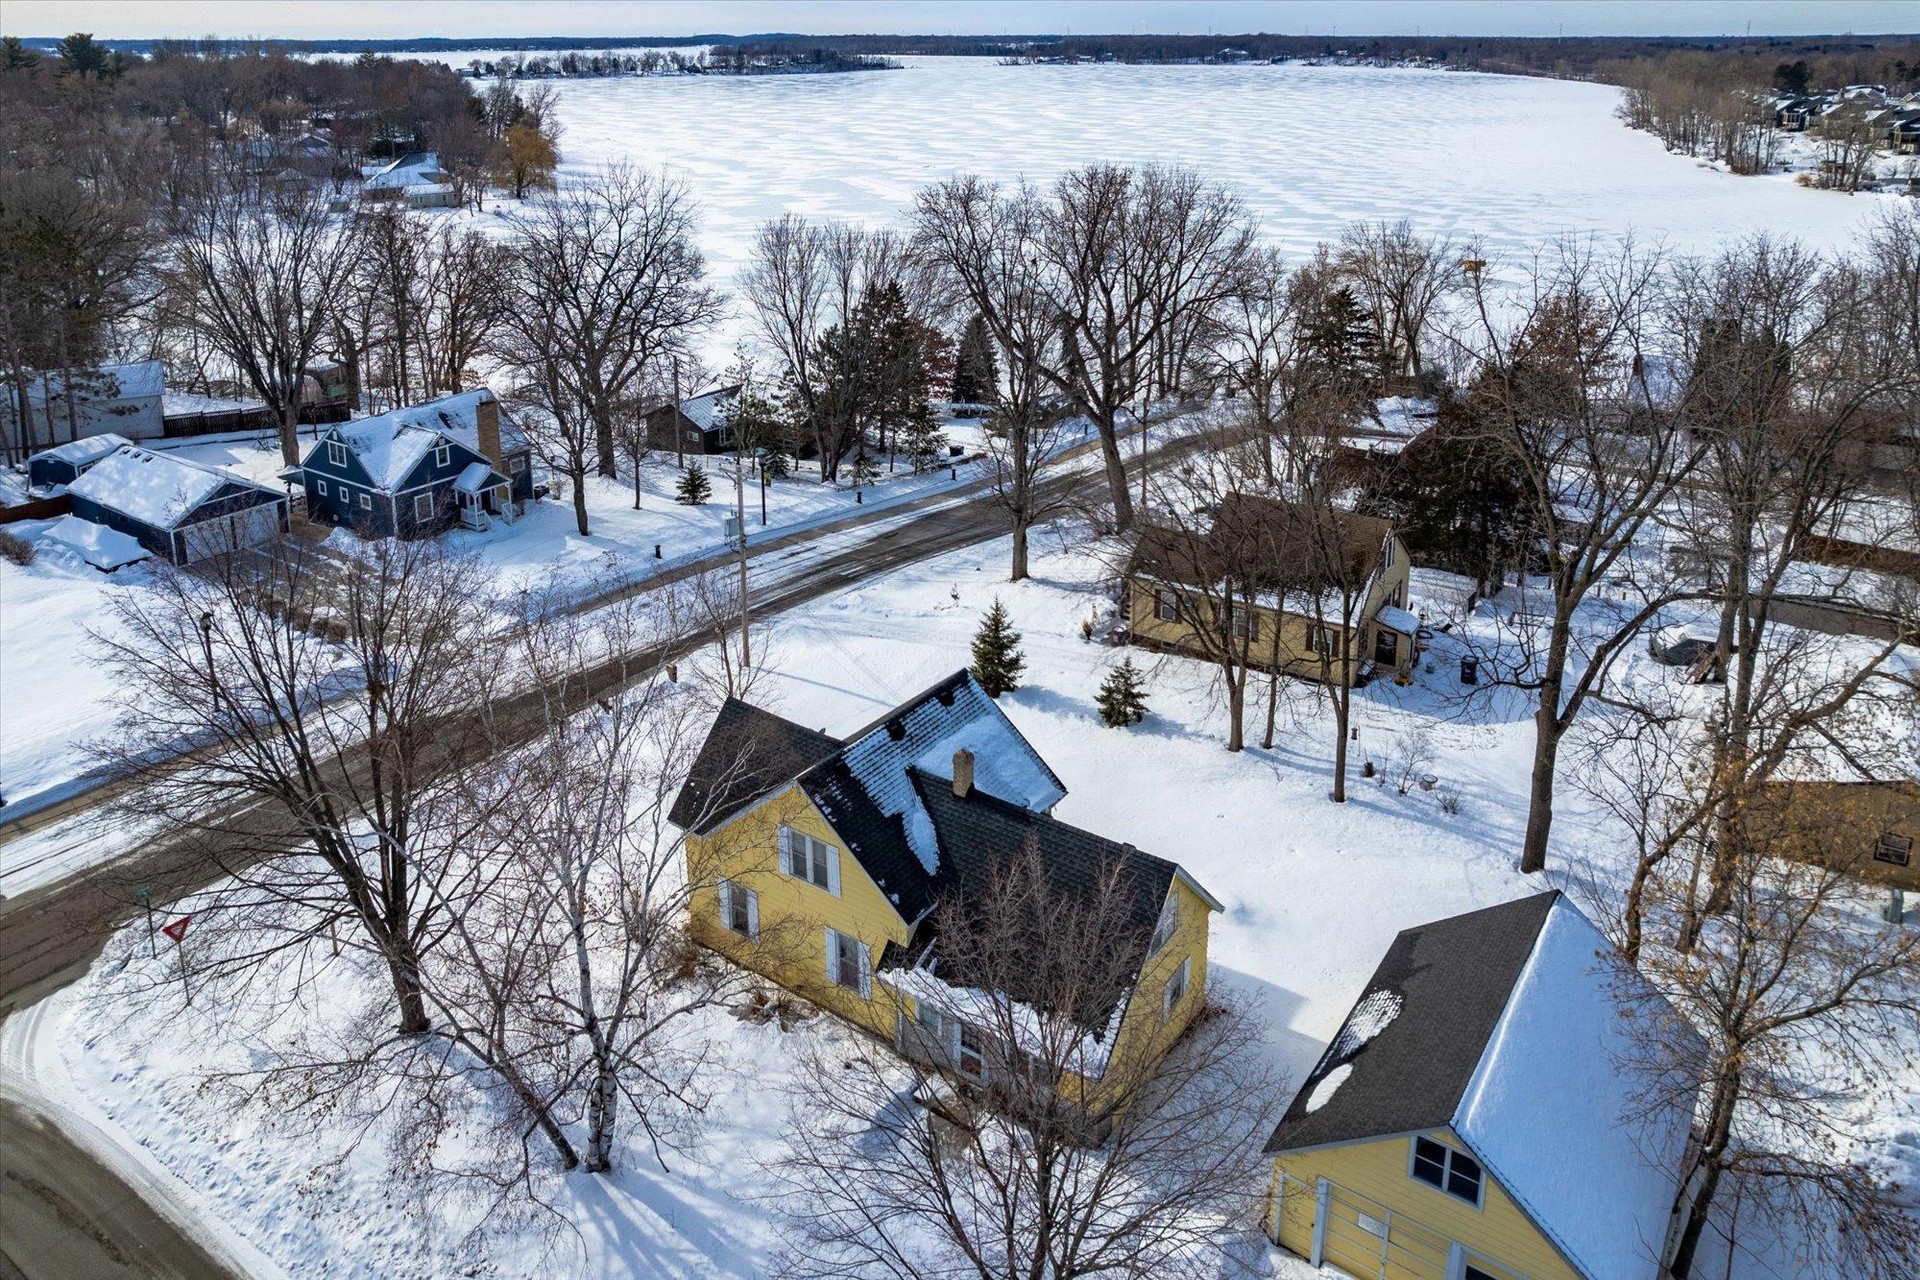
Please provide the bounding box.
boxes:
[285,389,534,538]
[66,445,289,565]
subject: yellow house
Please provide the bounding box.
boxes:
[1127,492,1420,686]
[1266,892,1698,1280]
[670,670,1223,1104]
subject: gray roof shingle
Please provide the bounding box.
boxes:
[1265,891,1558,1154]
[668,699,843,834]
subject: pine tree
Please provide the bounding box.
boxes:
[1096,658,1149,727]
[847,449,882,488]
[951,313,1000,405]
[970,598,1026,698]
[902,398,948,474]
[676,464,711,505]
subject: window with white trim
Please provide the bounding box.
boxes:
[413,492,435,522]
[1228,607,1257,645]
[315,479,328,497]
[824,927,870,996]
[1410,1135,1483,1206]
[1154,588,1178,623]
[357,492,372,510]
[956,1022,987,1080]
[327,440,347,467]
[1148,895,1177,955]
[718,879,758,939]
[780,826,839,894]
[1163,955,1191,1017]
[433,444,451,469]
[1310,624,1340,659]
[1875,832,1912,867]
[509,454,527,474]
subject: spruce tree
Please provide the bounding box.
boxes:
[1096,657,1149,727]
[951,313,999,405]
[675,464,711,505]
[970,598,1026,698]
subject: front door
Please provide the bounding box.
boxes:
[1374,628,1400,668]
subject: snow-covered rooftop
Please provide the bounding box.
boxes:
[679,385,741,432]
[30,433,132,469]
[308,389,517,491]
[1455,898,1698,1280]
[67,446,269,529]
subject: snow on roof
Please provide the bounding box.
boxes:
[887,958,1126,1077]
[67,447,271,529]
[163,390,265,417]
[1453,897,1698,1280]
[40,514,151,570]
[1377,604,1422,635]
[453,461,500,493]
[824,672,1067,875]
[21,362,164,406]
[31,434,132,469]
[679,385,741,432]
[363,151,445,190]
[310,390,515,491]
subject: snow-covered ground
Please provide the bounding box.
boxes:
[44,516,1916,1277]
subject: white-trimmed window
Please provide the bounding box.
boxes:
[824,927,871,997]
[433,443,451,469]
[1410,1135,1483,1207]
[1310,624,1340,659]
[314,479,328,497]
[1163,955,1191,1017]
[509,454,528,474]
[1149,895,1177,955]
[327,440,347,466]
[956,1022,987,1080]
[357,492,372,510]
[1875,832,1913,867]
[780,826,840,895]
[1228,608,1257,645]
[413,492,435,522]
[1154,588,1178,623]
[718,879,758,939]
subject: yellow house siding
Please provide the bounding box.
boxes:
[686,784,911,1041]
[1270,1128,1584,1280]
[1128,532,1413,686]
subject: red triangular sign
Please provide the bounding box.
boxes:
[162,915,191,943]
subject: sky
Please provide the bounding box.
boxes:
[5,0,1915,41]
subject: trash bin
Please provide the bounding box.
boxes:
[1459,655,1479,685]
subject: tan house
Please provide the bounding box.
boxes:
[1753,778,1919,892]
[1266,892,1699,1280]
[1128,493,1419,686]
[669,671,1223,1108]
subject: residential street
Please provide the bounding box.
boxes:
[0,421,1212,1279]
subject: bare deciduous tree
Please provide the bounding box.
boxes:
[771,843,1280,1280]
[1334,218,1472,387]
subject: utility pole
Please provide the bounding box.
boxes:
[735,447,750,669]
[673,357,684,468]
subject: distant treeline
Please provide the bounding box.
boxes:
[466,46,894,79]
[23,30,1917,91]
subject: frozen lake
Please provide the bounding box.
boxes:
[521,56,1885,292]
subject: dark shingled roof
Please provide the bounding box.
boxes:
[1265,891,1558,1155]
[1132,492,1394,596]
[667,699,842,834]
[914,772,1180,1022]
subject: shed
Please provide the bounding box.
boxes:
[26,433,134,491]
[66,446,288,565]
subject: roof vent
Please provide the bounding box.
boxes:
[886,718,906,741]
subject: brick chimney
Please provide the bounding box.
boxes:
[474,391,505,472]
[951,748,974,799]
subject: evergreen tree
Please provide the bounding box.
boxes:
[847,449,882,488]
[902,398,948,473]
[951,313,1000,405]
[675,463,711,505]
[1096,658,1149,727]
[970,598,1026,698]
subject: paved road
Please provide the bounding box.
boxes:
[0,421,1212,1278]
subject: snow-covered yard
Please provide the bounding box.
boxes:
[43,516,1915,1277]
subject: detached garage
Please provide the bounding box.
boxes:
[66,446,288,565]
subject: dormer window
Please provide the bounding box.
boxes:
[433,443,451,468]
[327,440,347,467]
